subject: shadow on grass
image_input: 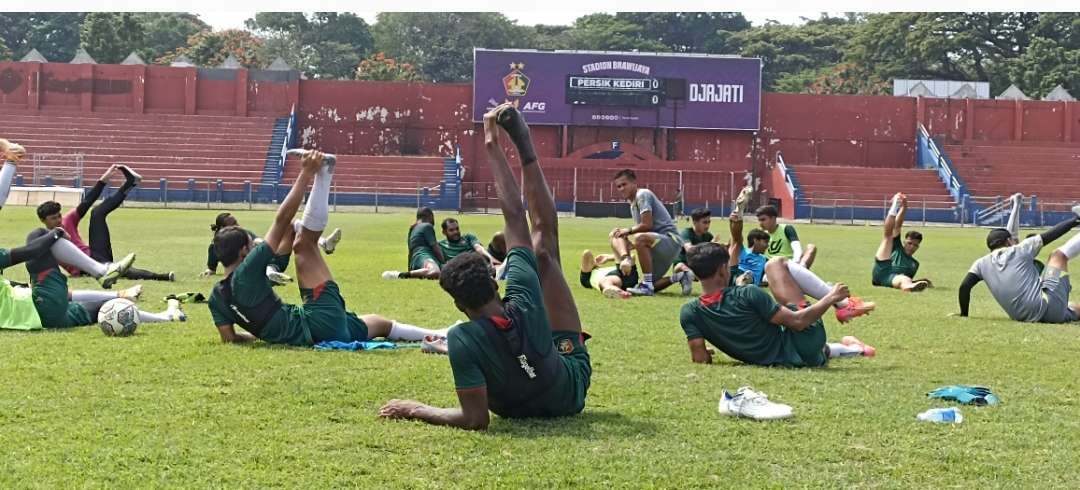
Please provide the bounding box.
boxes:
[487,409,659,439]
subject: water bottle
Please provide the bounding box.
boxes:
[917,407,963,424]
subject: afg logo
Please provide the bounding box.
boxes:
[503,62,530,97]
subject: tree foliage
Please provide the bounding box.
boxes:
[355,52,420,81]
[135,13,209,62]
[0,12,86,62]
[157,29,266,68]
[372,12,533,82]
[80,12,145,64]
[245,12,373,79]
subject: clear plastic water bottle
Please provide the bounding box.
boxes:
[917,407,963,424]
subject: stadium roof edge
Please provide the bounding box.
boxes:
[473,47,754,61]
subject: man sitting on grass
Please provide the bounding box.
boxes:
[438,217,500,266]
[209,150,445,346]
[872,193,929,292]
[379,104,590,430]
[382,207,444,280]
[958,205,1080,323]
[679,243,876,367]
[756,204,816,268]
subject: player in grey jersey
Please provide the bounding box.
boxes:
[959,205,1080,323]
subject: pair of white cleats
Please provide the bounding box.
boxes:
[264,228,342,286]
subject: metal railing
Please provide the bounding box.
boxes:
[277,105,297,181]
[776,151,797,199]
[917,123,967,205]
[804,195,964,226]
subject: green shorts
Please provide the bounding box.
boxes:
[780,304,827,367]
[31,269,94,328]
[299,281,369,343]
[871,259,896,287]
[409,249,439,271]
[552,331,591,413]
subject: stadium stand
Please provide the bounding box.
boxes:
[944,140,1080,208]
[3,111,278,191]
[794,165,957,209]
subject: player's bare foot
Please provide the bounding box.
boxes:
[420,335,448,355]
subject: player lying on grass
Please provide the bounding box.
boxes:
[610,168,689,296]
[1,147,133,288]
[756,204,817,269]
[381,207,445,280]
[23,228,183,328]
[958,205,1080,323]
[37,164,173,283]
[872,193,929,292]
[209,150,445,346]
[679,242,875,367]
[579,249,639,299]
[379,104,591,430]
[201,212,341,285]
[438,217,500,266]
[726,210,769,287]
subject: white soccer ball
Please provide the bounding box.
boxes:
[98,298,140,337]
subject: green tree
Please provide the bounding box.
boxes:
[80,12,145,64]
[845,13,1042,93]
[355,52,421,81]
[1007,37,1080,98]
[134,13,209,62]
[157,29,266,68]
[245,12,373,79]
[372,12,533,82]
[616,12,750,53]
[735,14,859,92]
[0,12,86,61]
[562,14,667,52]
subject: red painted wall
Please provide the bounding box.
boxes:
[0,61,296,117]
[922,97,1080,144]
[758,93,917,169]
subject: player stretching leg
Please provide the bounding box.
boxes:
[209,150,445,346]
[379,104,590,430]
[38,164,172,282]
[872,193,928,292]
[958,205,1080,323]
[23,229,183,328]
[679,242,875,368]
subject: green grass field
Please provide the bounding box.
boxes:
[2,206,1079,488]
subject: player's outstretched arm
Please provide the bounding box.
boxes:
[379,387,490,431]
[483,107,531,251]
[957,272,981,317]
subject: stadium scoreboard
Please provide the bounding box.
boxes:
[566,76,667,107]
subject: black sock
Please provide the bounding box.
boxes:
[495,107,537,165]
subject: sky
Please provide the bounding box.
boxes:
[192,11,832,31]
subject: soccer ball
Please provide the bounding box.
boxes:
[98,298,140,337]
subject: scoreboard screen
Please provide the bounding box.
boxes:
[474,49,762,129]
[565,76,666,107]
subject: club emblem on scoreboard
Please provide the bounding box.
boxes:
[502,62,530,97]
